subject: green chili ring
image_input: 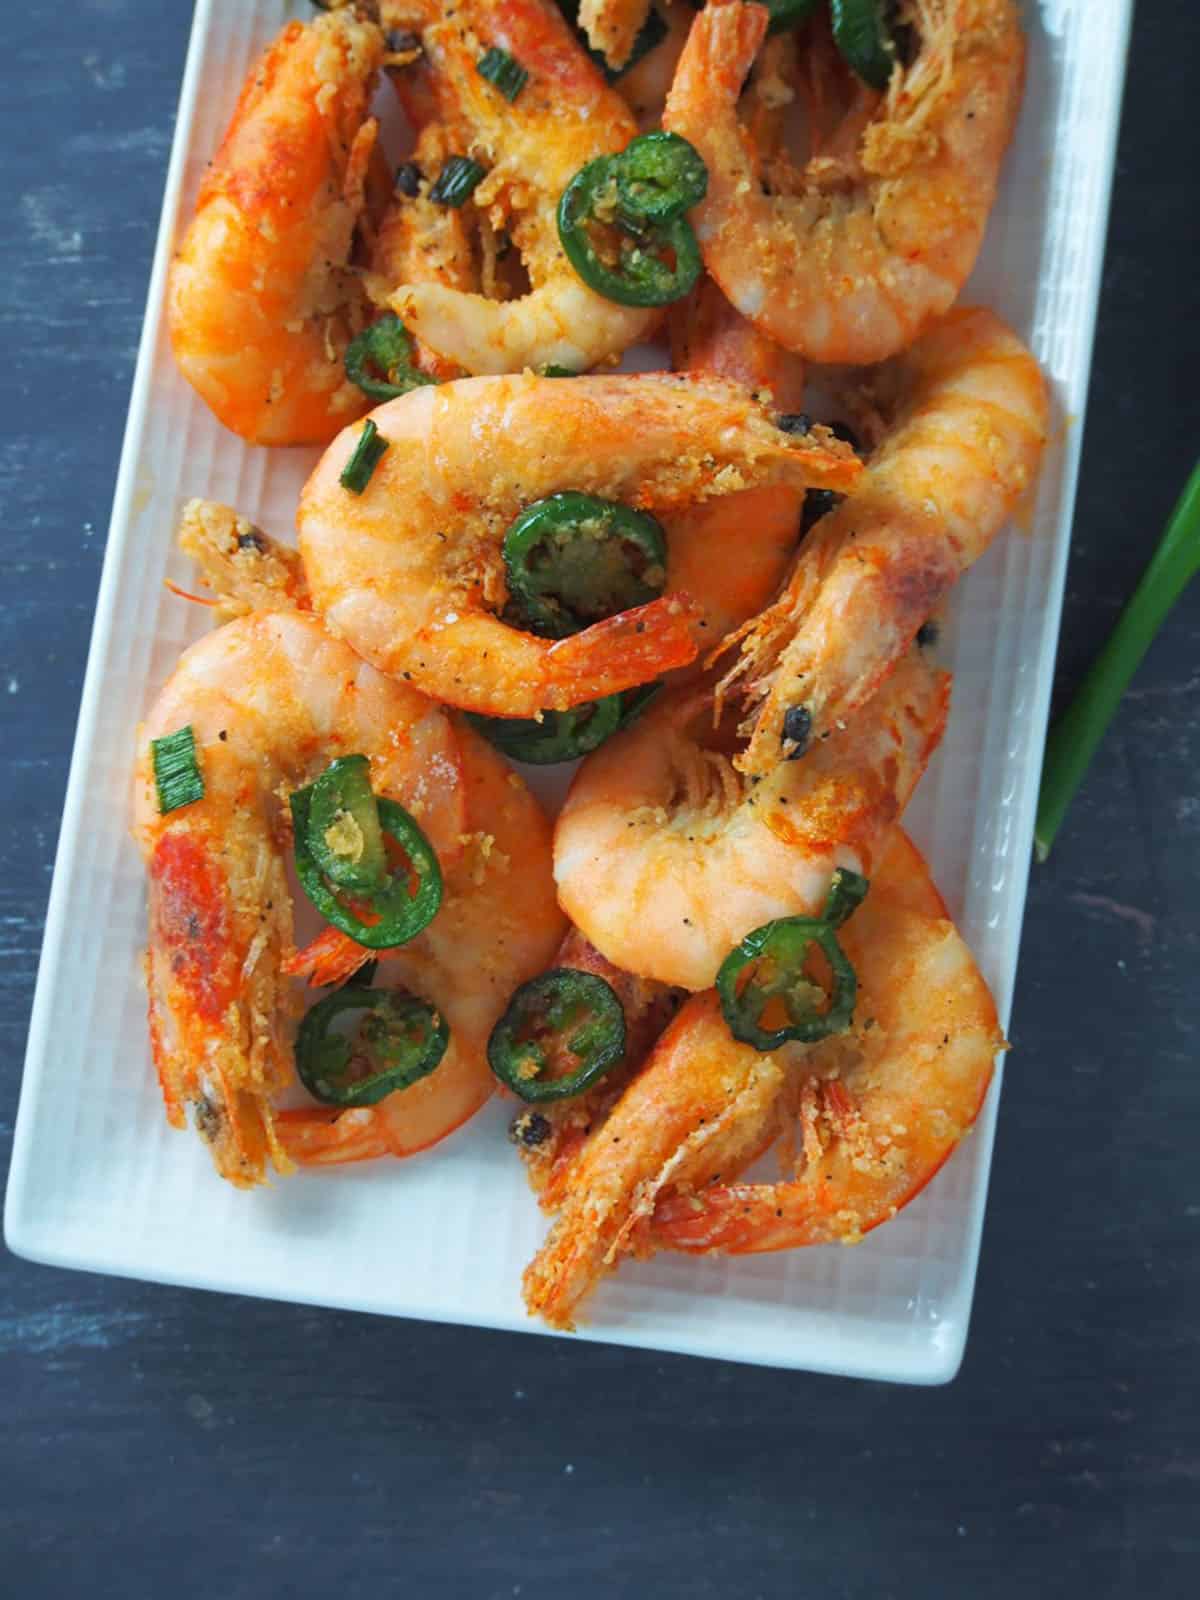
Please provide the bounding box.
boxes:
[305,754,388,894]
[716,869,870,1051]
[488,969,627,1102]
[822,866,870,929]
[615,132,708,226]
[557,156,703,309]
[345,314,436,402]
[466,696,625,764]
[296,988,449,1108]
[467,683,660,765]
[291,787,443,949]
[502,491,668,639]
[717,917,858,1050]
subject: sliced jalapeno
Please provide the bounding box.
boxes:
[831,0,897,89]
[304,754,387,893]
[296,986,449,1107]
[291,778,442,949]
[344,314,436,402]
[502,491,667,639]
[615,131,708,226]
[716,869,869,1051]
[466,695,624,764]
[467,683,660,765]
[558,154,703,308]
[488,969,626,1102]
[821,866,870,928]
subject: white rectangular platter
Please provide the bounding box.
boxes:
[5,0,1133,1383]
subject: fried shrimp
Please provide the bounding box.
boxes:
[133,611,468,1188]
[523,829,1001,1327]
[276,725,565,1165]
[554,649,949,990]
[168,9,385,444]
[717,307,1048,773]
[379,0,659,373]
[664,0,1026,363]
[297,372,859,717]
[652,830,1002,1254]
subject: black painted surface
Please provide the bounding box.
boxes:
[2,3,1197,1594]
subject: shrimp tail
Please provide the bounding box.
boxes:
[541,593,703,707]
[274,1107,392,1167]
[283,926,375,988]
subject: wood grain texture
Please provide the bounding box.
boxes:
[1,2,1198,1595]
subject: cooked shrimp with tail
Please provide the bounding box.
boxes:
[134,610,471,1187]
[524,830,1002,1328]
[651,831,1001,1255]
[380,0,660,374]
[716,306,1048,773]
[664,0,1026,363]
[297,372,859,718]
[555,648,948,990]
[168,8,386,444]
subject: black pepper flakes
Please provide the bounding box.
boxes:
[394,160,422,197]
[509,1110,551,1149]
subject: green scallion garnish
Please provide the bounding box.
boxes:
[339,418,389,495]
[152,725,204,815]
[429,156,486,208]
[476,46,529,102]
[1035,458,1200,861]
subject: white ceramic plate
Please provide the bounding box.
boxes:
[5,0,1133,1382]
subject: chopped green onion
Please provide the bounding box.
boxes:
[476,46,529,102]
[152,725,204,815]
[339,418,389,495]
[429,156,486,208]
[1035,459,1200,861]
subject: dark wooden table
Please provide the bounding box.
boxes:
[3,4,1197,1594]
